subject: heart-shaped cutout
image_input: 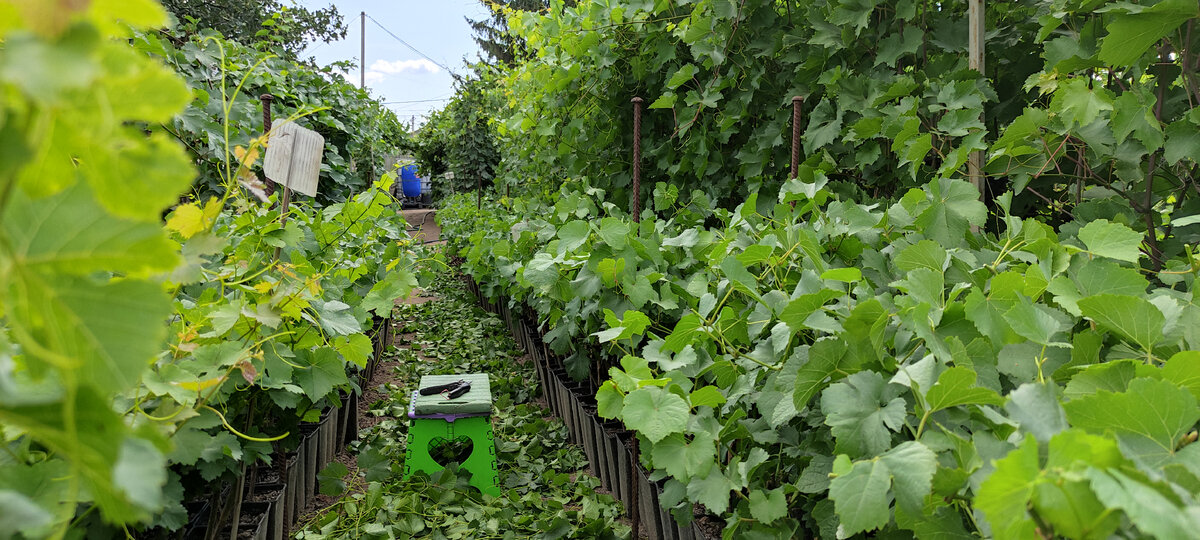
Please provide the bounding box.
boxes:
[428,435,474,466]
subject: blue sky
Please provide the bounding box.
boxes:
[297,0,487,127]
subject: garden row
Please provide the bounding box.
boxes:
[294,271,630,539]
[438,176,1200,538]
[0,4,422,538]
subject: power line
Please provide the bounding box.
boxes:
[383,97,453,104]
[365,13,455,74]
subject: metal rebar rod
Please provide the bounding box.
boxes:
[790,95,803,180]
[631,97,643,222]
[260,93,274,198]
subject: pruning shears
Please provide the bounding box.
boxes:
[418,379,471,399]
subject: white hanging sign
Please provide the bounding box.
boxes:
[263,121,324,197]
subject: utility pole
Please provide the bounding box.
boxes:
[360,11,366,89]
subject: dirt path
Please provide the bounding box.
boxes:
[400,208,441,245]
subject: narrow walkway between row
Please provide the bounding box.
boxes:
[294,267,632,539]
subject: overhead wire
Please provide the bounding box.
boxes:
[364,13,456,74]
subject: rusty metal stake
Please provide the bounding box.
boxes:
[790,96,803,208]
[631,96,643,222]
[261,93,275,198]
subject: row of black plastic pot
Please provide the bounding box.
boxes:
[466,277,717,540]
[175,318,394,540]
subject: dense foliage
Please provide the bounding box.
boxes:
[161,0,346,59]
[0,1,422,537]
[441,174,1200,537]
[486,0,1200,268]
[429,6,1200,533]
[407,71,502,202]
[143,19,408,205]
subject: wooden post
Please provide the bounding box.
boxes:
[967,0,985,197]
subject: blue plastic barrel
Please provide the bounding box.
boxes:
[400,164,421,197]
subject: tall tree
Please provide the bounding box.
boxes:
[466,0,563,65]
[161,0,345,58]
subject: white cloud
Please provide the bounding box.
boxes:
[369,58,441,75]
[364,71,385,84]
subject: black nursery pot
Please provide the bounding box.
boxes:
[613,430,635,514]
[223,501,269,540]
[634,463,665,540]
[299,424,319,505]
[578,404,599,471]
[599,421,624,494]
[317,409,336,475]
[343,390,360,446]
[245,482,285,540]
[283,453,301,532]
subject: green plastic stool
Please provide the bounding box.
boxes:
[404,373,500,496]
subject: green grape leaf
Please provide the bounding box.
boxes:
[0,388,161,523]
[596,381,624,419]
[361,269,419,316]
[1098,0,1198,67]
[4,272,170,392]
[1162,351,1200,400]
[0,491,54,539]
[1164,118,1200,164]
[748,487,788,525]
[312,300,362,336]
[0,459,68,538]
[596,217,630,249]
[914,178,987,246]
[689,386,726,408]
[292,347,348,400]
[113,437,167,512]
[879,441,937,515]
[1078,219,1143,263]
[1087,468,1200,538]
[663,313,702,353]
[779,289,842,333]
[894,240,948,273]
[793,338,848,411]
[1063,377,1199,468]
[822,371,906,457]
[1052,79,1114,129]
[650,433,716,480]
[2,183,179,275]
[317,462,349,496]
[1077,294,1164,352]
[828,458,891,535]
[556,220,589,252]
[1006,382,1069,443]
[666,63,698,89]
[686,468,736,515]
[88,132,195,221]
[332,333,372,369]
[820,267,862,282]
[976,436,1040,540]
[924,366,1003,413]
[621,386,688,442]
[1002,299,1068,346]
[719,255,759,299]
